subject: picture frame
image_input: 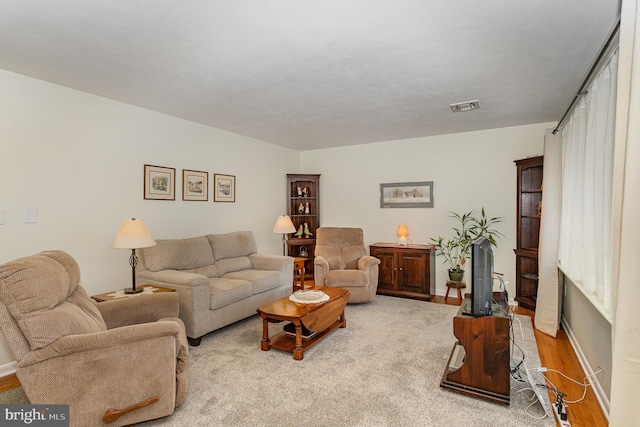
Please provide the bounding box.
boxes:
[182,169,208,201]
[144,164,175,200]
[380,181,434,208]
[214,173,236,202]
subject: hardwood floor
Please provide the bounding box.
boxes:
[434,294,608,427]
[0,293,609,427]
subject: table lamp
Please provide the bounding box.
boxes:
[112,218,157,294]
[273,215,296,255]
[397,225,409,246]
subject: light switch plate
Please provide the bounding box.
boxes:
[24,207,37,223]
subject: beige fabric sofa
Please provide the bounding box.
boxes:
[314,227,380,303]
[0,250,188,427]
[138,231,293,345]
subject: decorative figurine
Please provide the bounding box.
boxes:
[302,187,309,197]
[305,202,310,214]
[297,186,302,197]
[303,223,313,238]
[298,202,305,214]
[295,224,304,238]
[536,200,542,217]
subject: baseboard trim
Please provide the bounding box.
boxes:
[561,315,610,419]
[0,361,16,378]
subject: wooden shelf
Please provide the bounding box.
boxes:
[514,156,543,311]
[286,174,320,265]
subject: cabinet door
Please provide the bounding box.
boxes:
[373,250,397,290]
[398,252,427,293]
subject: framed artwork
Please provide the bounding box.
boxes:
[214,173,236,202]
[144,164,175,200]
[380,181,434,208]
[182,169,208,201]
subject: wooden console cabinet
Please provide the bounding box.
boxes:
[440,292,511,404]
[369,243,435,301]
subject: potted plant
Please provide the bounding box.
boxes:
[430,208,504,282]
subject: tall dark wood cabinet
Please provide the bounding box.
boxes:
[286,174,320,276]
[369,243,436,301]
[514,156,543,311]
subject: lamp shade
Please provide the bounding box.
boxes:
[112,218,157,249]
[397,225,409,246]
[272,215,296,234]
[397,225,409,237]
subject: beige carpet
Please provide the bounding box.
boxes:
[1,296,554,426]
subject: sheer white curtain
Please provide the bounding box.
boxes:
[558,49,618,318]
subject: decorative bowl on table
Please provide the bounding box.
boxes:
[289,289,329,304]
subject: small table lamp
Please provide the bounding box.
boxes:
[112,218,157,294]
[397,225,409,246]
[273,215,296,255]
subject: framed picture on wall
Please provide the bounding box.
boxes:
[144,164,175,200]
[380,181,434,208]
[214,173,235,202]
[182,169,208,201]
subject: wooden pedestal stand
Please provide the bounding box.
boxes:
[440,292,511,404]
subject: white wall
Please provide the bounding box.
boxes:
[0,69,299,365]
[300,122,553,297]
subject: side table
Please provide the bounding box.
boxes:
[444,280,466,304]
[293,257,314,291]
[91,285,175,302]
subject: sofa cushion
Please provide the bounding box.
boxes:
[143,237,215,272]
[209,278,253,310]
[0,251,107,350]
[215,257,252,276]
[324,269,369,288]
[180,265,219,278]
[223,270,283,294]
[208,231,258,261]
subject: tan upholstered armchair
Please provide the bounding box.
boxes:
[0,251,188,427]
[314,227,381,303]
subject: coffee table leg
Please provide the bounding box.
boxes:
[339,310,347,328]
[293,322,304,360]
[261,317,271,351]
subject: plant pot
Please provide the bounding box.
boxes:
[448,269,465,282]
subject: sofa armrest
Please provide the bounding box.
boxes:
[96,293,180,329]
[248,254,293,273]
[314,256,330,286]
[138,270,210,288]
[358,255,381,272]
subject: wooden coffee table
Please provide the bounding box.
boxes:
[256,286,349,360]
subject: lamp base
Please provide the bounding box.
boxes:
[124,287,144,294]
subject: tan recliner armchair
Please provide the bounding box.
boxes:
[0,251,188,427]
[314,227,381,303]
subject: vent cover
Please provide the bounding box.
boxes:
[450,100,480,112]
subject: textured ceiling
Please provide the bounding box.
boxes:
[0,0,621,150]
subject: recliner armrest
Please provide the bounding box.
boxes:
[314,256,330,286]
[96,293,180,329]
[358,255,381,272]
[19,321,181,367]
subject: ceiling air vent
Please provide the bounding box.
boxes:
[450,100,480,113]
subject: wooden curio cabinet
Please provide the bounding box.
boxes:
[369,243,436,301]
[286,174,320,276]
[514,156,543,311]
